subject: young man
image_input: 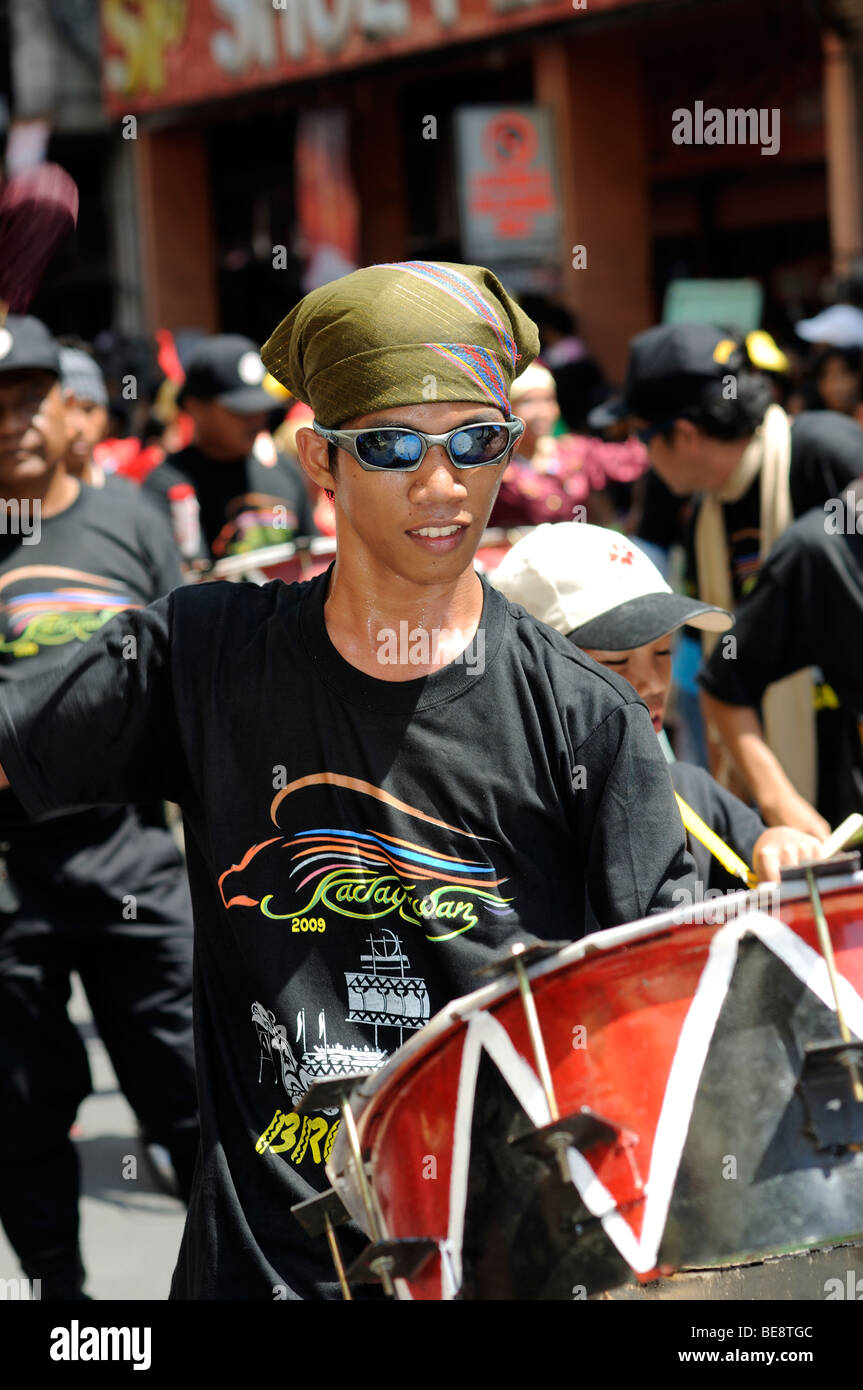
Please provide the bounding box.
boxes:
[493,522,824,889]
[699,491,863,835]
[593,322,863,808]
[0,264,696,1300]
[0,316,198,1299]
[59,346,111,486]
[143,334,315,564]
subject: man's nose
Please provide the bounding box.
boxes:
[409,446,467,496]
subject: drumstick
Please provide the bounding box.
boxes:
[821,813,863,861]
[0,163,79,324]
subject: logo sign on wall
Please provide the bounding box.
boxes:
[454,105,561,267]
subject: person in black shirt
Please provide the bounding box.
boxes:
[0,317,199,1299]
[592,322,863,814]
[0,264,696,1300]
[493,522,823,890]
[699,491,863,834]
[144,334,315,564]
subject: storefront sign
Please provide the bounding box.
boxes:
[454,105,561,265]
[100,0,651,115]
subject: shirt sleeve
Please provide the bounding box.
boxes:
[698,521,818,708]
[575,701,697,926]
[710,778,765,868]
[672,761,765,873]
[790,413,863,515]
[0,594,189,818]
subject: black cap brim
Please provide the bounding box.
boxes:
[178,385,278,415]
[214,386,279,414]
[567,594,733,651]
[586,394,627,431]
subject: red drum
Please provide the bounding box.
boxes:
[327,868,863,1300]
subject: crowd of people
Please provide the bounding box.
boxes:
[0,258,860,1300]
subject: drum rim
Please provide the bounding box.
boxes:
[326,868,863,1181]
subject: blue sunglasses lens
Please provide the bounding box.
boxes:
[450,424,510,463]
[354,429,424,468]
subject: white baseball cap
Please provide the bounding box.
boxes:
[795,304,863,348]
[492,522,733,650]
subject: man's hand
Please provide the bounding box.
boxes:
[752,825,824,883]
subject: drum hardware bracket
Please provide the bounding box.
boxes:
[474,939,572,983]
[346,1238,439,1288]
[779,850,861,883]
[295,1073,374,1115]
[798,1041,863,1151]
[294,1073,391,1292]
[510,1108,619,1183]
[291,1189,354,1301]
[290,1187,351,1237]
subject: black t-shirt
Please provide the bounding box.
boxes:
[669,760,764,894]
[698,508,863,826]
[0,481,187,912]
[0,568,695,1299]
[143,443,315,562]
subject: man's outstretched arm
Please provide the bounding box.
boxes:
[0,595,185,819]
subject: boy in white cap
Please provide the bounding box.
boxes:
[493,522,824,887]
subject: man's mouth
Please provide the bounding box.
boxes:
[405,522,468,553]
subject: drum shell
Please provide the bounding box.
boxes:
[329,880,863,1300]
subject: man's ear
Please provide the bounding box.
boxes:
[295,426,335,493]
[673,417,700,450]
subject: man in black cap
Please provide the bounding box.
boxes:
[0,315,199,1298]
[59,346,112,488]
[592,323,863,833]
[143,334,315,564]
[0,266,696,1300]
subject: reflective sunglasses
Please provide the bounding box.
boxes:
[313,417,524,472]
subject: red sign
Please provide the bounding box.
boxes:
[100,0,655,116]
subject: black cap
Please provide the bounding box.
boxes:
[179,335,275,414]
[0,315,60,376]
[568,593,732,651]
[587,323,746,430]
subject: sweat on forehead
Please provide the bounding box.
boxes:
[260,260,540,429]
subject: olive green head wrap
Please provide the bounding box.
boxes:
[260,260,539,429]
